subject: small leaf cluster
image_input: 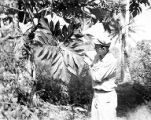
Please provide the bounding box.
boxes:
[130,0,150,17]
[36,18,80,44]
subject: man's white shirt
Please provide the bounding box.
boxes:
[90,52,117,91]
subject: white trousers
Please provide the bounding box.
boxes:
[91,90,117,120]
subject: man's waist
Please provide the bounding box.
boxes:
[94,89,111,93]
[92,79,117,91]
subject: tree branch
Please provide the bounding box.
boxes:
[38,7,51,14]
[0,4,25,13]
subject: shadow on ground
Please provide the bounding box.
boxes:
[116,82,149,117]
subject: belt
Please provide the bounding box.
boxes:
[94,89,111,93]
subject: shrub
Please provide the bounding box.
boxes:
[129,40,151,101]
[68,72,93,109]
[36,75,69,105]
[35,64,93,109]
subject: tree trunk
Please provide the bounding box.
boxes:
[120,0,130,82]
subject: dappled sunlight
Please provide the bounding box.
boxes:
[0,0,151,119]
[118,105,151,120]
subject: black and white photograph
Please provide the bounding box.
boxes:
[0,0,151,120]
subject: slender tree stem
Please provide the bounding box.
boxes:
[120,0,130,82]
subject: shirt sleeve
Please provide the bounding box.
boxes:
[89,57,117,82]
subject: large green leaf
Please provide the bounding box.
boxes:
[34,43,84,82]
[60,42,85,75]
[62,25,68,37]
[49,20,54,33]
[50,52,71,82]
[34,29,57,46]
[54,21,61,36]
[34,45,59,63]
[34,17,86,82]
[39,18,50,31]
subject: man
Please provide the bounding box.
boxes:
[85,38,117,120]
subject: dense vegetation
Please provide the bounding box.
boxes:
[0,0,150,119]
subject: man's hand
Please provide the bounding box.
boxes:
[91,54,100,66]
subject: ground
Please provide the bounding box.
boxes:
[0,82,151,120]
[46,83,151,120]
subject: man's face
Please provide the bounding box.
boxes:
[94,44,108,57]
